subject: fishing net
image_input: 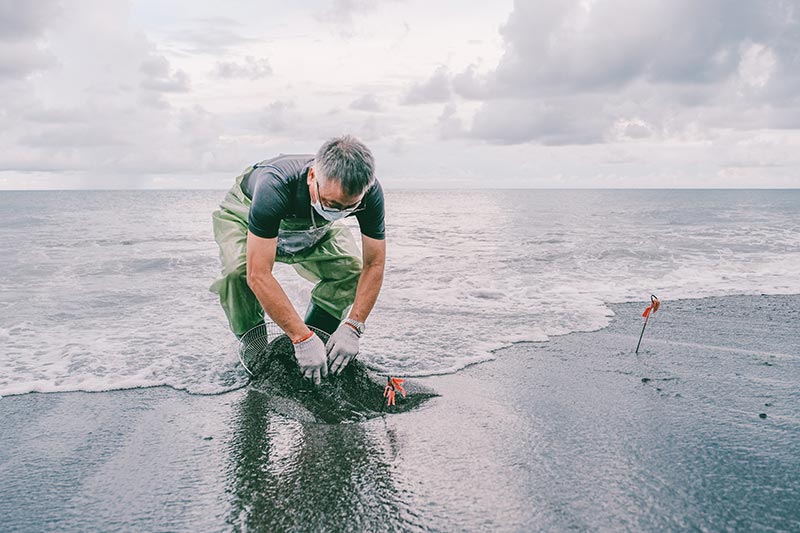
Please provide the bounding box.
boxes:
[237,321,329,376]
[234,319,436,423]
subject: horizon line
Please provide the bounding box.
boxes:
[1,186,799,192]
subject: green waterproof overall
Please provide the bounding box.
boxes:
[209,166,363,338]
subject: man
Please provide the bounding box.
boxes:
[209,135,386,385]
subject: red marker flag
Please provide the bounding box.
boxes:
[636,295,660,354]
[642,297,661,319]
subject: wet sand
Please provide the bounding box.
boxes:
[1,294,799,532]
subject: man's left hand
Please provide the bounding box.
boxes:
[326,322,360,375]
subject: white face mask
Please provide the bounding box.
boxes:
[311,179,360,221]
[311,199,357,221]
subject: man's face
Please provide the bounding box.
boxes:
[308,167,364,211]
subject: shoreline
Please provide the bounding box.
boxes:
[2,293,799,531]
[3,290,799,399]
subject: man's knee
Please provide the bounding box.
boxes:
[340,255,363,281]
[326,256,361,297]
[212,210,249,276]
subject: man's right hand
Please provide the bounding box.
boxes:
[292,332,328,385]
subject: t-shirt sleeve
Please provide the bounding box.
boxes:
[247,171,290,239]
[355,180,385,240]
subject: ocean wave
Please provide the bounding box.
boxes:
[2,189,799,397]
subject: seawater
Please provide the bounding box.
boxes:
[1,189,799,396]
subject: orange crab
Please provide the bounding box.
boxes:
[383,377,406,406]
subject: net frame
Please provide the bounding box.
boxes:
[237,321,330,376]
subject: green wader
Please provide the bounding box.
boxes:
[209,166,363,338]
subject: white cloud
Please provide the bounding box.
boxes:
[608,118,654,141]
[437,103,465,139]
[0,0,236,185]
[163,17,257,55]
[469,97,609,145]
[140,55,190,92]
[0,1,61,41]
[0,0,798,188]
[314,0,401,37]
[252,100,298,133]
[489,0,775,92]
[0,0,60,80]
[738,42,777,89]
[425,0,800,148]
[452,65,494,100]
[0,41,56,79]
[402,66,452,105]
[213,56,273,80]
[349,93,383,112]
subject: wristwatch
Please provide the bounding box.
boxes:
[344,318,365,337]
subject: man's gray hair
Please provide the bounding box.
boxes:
[314,135,376,196]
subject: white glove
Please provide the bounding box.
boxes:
[326,322,360,375]
[293,333,328,385]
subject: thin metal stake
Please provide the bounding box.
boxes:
[635,295,660,354]
[635,316,650,354]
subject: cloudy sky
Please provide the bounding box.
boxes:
[1,0,799,189]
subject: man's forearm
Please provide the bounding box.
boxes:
[348,263,384,323]
[247,272,310,342]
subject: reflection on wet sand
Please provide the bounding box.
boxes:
[225,389,426,532]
